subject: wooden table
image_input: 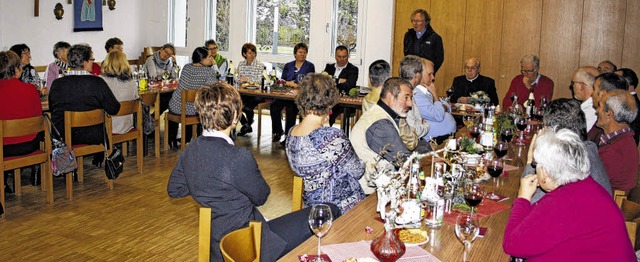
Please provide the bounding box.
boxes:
[280,140,530,261]
[238,87,363,136]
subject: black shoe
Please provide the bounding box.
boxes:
[92,157,103,167]
[280,139,286,147]
[238,125,253,136]
[31,166,41,186]
[272,132,283,142]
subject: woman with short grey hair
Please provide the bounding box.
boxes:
[503,128,634,261]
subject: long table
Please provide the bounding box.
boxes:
[238,87,363,136]
[279,139,530,261]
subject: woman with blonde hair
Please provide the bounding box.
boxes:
[286,73,365,213]
[100,50,139,134]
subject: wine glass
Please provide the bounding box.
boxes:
[501,128,514,143]
[446,86,454,102]
[173,65,181,80]
[463,115,475,128]
[464,182,483,214]
[493,141,509,159]
[297,73,305,84]
[485,158,504,200]
[455,212,480,262]
[469,124,482,143]
[515,117,527,145]
[308,204,333,262]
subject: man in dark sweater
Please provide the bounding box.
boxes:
[324,45,359,127]
[450,58,499,106]
[403,9,444,73]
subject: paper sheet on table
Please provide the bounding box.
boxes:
[321,240,441,262]
[503,163,518,172]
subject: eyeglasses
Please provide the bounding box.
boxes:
[207,47,218,51]
[89,58,96,61]
[570,80,585,87]
[411,19,425,23]
[520,68,537,74]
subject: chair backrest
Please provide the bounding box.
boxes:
[114,100,139,117]
[615,190,627,208]
[614,190,639,250]
[0,115,50,162]
[139,46,161,66]
[292,176,304,211]
[63,109,106,147]
[220,221,262,262]
[199,207,212,262]
[181,89,199,118]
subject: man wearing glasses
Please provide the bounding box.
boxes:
[205,39,228,82]
[502,55,554,108]
[449,57,498,106]
[403,9,444,74]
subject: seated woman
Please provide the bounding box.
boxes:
[49,44,120,166]
[9,44,40,86]
[167,47,217,148]
[100,50,139,134]
[236,43,266,136]
[503,128,635,261]
[45,41,71,89]
[0,51,44,190]
[167,83,340,261]
[270,43,315,144]
[286,73,365,214]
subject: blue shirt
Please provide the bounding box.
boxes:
[281,60,316,83]
[414,84,456,139]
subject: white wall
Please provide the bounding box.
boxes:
[0,0,395,87]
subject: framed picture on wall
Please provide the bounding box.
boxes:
[73,0,103,32]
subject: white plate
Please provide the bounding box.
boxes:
[243,85,259,90]
[398,229,429,246]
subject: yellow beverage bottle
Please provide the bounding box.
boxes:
[139,78,148,91]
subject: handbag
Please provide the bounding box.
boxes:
[104,121,125,180]
[44,114,78,176]
[141,102,155,135]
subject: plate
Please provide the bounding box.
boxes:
[243,85,259,90]
[397,228,429,246]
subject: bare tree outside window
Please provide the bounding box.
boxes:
[215,0,230,51]
[255,0,310,54]
[336,0,358,56]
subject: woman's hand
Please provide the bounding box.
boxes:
[518,174,538,201]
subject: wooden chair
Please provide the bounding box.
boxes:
[615,190,639,250]
[164,89,200,151]
[220,221,262,262]
[64,109,113,200]
[199,207,212,262]
[109,100,143,173]
[0,115,52,217]
[139,46,161,66]
[140,92,161,158]
[292,176,304,211]
[256,100,273,146]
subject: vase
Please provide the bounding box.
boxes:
[370,228,406,262]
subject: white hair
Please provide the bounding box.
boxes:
[520,55,540,69]
[533,129,590,186]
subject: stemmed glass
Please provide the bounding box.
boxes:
[493,141,509,159]
[455,212,480,262]
[463,115,475,128]
[515,117,527,145]
[446,86,454,102]
[501,128,514,143]
[463,182,483,214]
[173,65,181,80]
[469,124,482,143]
[485,158,504,200]
[308,204,333,262]
[162,70,170,84]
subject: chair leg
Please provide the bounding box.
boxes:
[1,171,5,218]
[77,156,84,183]
[122,142,128,157]
[137,136,143,173]
[65,172,73,200]
[257,104,263,146]
[154,124,160,158]
[164,117,170,152]
[180,123,186,150]
[13,169,21,196]
[106,178,113,190]
[46,162,54,204]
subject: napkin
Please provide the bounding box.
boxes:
[321,240,441,262]
[299,254,332,262]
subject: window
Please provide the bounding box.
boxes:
[205,0,230,51]
[252,0,311,55]
[168,0,189,47]
[332,0,361,59]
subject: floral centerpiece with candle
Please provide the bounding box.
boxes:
[469,90,490,104]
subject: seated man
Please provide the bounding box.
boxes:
[324,45,358,126]
[595,90,638,193]
[399,55,431,152]
[615,68,640,145]
[502,55,554,108]
[571,67,598,132]
[350,77,413,194]
[167,83,340,261]
[414,59,456,144]
[588,73,630,142]
[597,60,617,74]
[362,60,391,112]
[521,98,611,204]
[450,57,498,106]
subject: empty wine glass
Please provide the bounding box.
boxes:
[446,86,454,102]
[485,158,504,200]
[173,65,181,80]
[308,204,333,262]
[455,212,480,262]
[162,70,170,83]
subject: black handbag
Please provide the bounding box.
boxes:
[104,121,124,180]
[141,102,155,135]
[44,114,78,176]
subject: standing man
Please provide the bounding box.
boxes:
[404,9,444,73]
[571,67,598,132]
[350,77,413,194]
[502,55,554,108]
[323,45,359,126]
[450,58,499,106]
[204,39,228,82]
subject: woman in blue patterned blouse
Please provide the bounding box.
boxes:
[285,73,365,213]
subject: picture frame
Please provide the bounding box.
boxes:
[73,0,103,32]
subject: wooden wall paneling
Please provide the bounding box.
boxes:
[579,0,626,68]
[462,0,504,94]
[539,0,584,100]
[392,0,431,77]
[497,1,543,103]
[430,0,467,96]
[622,0,640,72]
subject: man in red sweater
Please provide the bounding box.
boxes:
[595,89,638,193]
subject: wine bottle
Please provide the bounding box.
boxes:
[524,91,535,118]
[226,60,234,85]
[261,66,267,91]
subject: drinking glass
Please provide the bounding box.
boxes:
[485,158,504,200]
[469,124,482,143]
[515,117,527,145]
[463,115,475,128]
[308,204,333,262]
[455,212,480,262]
[297,73,305,84]
[493,141,509,158]
[173,65,181,79]
[446,86,454,102]
[463,182,483,214]
[501,128,514,143]
[162,70,170,83]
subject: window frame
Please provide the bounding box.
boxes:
[328,0,365,66]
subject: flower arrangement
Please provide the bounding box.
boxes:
[469,90,490,104]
